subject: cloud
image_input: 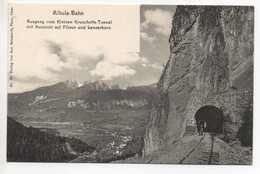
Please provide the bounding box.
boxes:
[103,50,141,65]
[90,61,136,80]
[140,56,148,63]
[13,38,148,88]
[13,40,86,86]
[45,40,68,62]
[141,8,172,35]
[140,32,156,42]
[11,34,160,92]
[142,62,163,70]
[150,64,163,70]
[89,50,152,80]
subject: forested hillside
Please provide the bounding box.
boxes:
[7,117,94,162]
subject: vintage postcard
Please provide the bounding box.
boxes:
[7,3,253,165]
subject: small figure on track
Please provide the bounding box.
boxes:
[197,120,203,136]
[197,120,207,136]
[203,122,207,134]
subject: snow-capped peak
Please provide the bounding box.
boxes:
[63,79,79,89]
[77,82,84,88]
[63,79,121,91]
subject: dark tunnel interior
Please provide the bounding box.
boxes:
[195,105,224,133]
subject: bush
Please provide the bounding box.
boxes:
[237,108,253,147]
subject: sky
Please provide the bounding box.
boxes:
[10,5,176,93]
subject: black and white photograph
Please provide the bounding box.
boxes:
[4,2,254,167]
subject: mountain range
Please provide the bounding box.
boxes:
[8,80,158,118]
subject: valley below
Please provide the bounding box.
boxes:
[13,109,149,162]
[7,80,156,162]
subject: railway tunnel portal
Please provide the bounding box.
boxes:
[195,105,224,134]
[184,90,253,136]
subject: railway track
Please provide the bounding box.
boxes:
[179,133,219,165]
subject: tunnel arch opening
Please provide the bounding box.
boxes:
[195,105,224,133]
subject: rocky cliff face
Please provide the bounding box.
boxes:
[145,6,254,154]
